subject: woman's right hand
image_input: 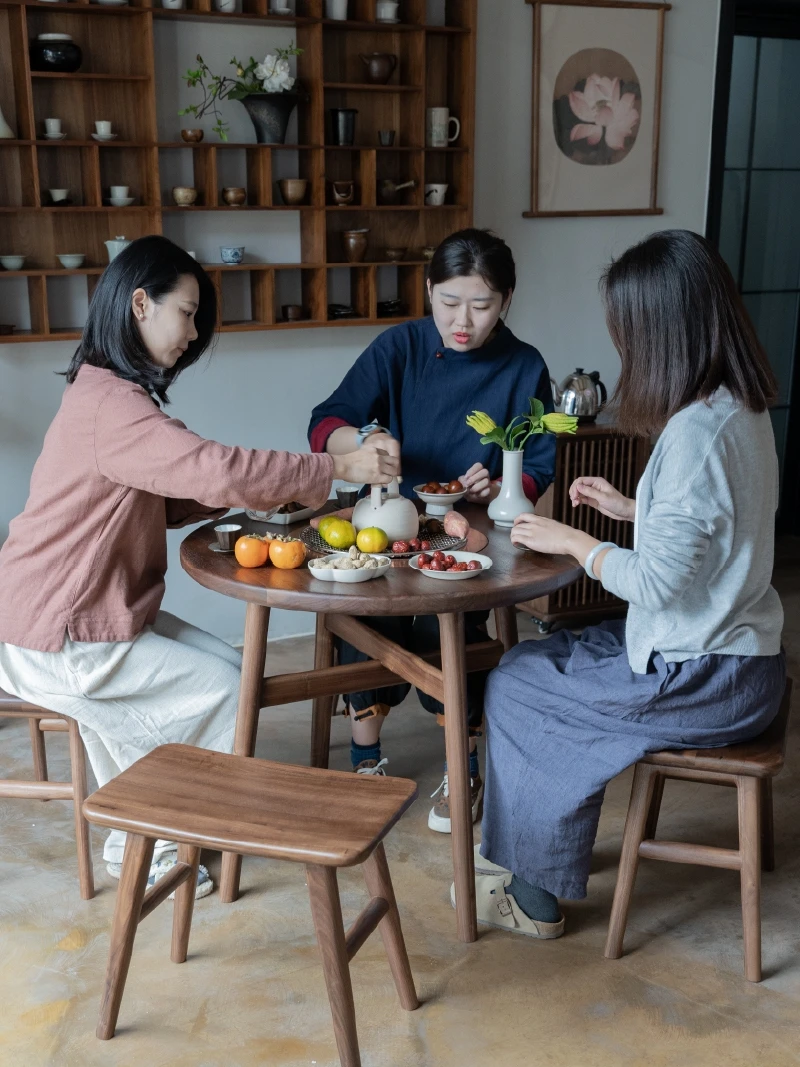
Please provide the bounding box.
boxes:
[332,445,400,488]
[569,476,636,522]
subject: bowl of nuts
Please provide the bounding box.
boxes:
[308,547,391,583]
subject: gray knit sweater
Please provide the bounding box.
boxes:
[601,387,784,674]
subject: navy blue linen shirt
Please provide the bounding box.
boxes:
[308,316,557,501]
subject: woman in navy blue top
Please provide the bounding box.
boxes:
[308,229,557,833]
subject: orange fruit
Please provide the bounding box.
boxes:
[234,534,270,568]
[322,518,357,550]
[269,539,306,570]
[356,527,389,553]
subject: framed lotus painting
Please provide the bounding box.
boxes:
[524,0,670,217]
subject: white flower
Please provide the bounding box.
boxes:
[254,54,295,93]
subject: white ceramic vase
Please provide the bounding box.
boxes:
[0,105,15,139]
[487,449,534,529]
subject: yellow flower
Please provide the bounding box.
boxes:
[541,412,578,435]
[466,411,497,435]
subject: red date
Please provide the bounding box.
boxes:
[432,550,445,562]
[451,562,469,572]
[417,553,432,566]
[392,541,410,554]
[445,555,456,566]
[429,560,445,571]
[466,560,482,571]
[420,540,431,551]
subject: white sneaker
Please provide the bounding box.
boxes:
[473,842,511,877]
[106,854,214,900]
[355,757,389,776]
[428,772,483,833]
[451,873,564,939]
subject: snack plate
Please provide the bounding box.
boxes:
[300,525,466,560]
[246,505,316,525]
[408,551,493,581]
[308,553,391,583]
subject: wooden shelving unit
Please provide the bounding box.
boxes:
[0,0,476,342]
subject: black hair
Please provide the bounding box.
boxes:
[601,229,778,437]
[64,235,217,404]
[428,228,516,300]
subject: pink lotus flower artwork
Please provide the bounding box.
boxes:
[569,74,640,150]
[553,49,642,166]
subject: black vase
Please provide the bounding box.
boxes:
[239,92,302,144]
[29,34,82,74]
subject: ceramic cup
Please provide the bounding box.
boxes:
[278,178,308,205]
[271,2,291,11]
[44,117,61,135]
[426,107,460,148]
[48,188,69,202]
[336,486,361,508]
[221,186,246,207]
[329,107,358,146]
[343,228,369,263]
[220,246,245,264]
[378,129,396,146]
[214,0,236,10]
[172,186,198,206]
[376,0,399,20]
[214,523,241,551]
[384,247,405,261]
[424,182,448,206]
[161,0,185,8]
[57,253,85,268]
[326,0,347,18]
[282,304,304,321]
[331,179,355,206]
[110,185,129,198]
[94,120,112,136]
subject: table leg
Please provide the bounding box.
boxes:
[310,614,336,769]
[220,601,270,904]
[439,612,477,943]
[494,606,518,653]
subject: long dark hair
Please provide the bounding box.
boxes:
[64,235,217,404]
[601,229,778,437]
[428,228,516,301]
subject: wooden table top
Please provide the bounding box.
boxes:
[180,505,583,617]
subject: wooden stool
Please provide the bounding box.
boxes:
[83,743,420,1066]
[0,686,94,899]
[605,679,793,982]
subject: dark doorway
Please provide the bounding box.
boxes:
[707,0,800,534]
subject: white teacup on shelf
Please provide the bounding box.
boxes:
[326,0,347,19]
[44,117,65,139]
[376,0,399,20]
[95,120,112,136]
[424,183,449,206]
[48,188,69,202]
[57,254,86,269]
[110,185,129,198]
[161,0,185,8]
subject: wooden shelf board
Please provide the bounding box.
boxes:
[0,268,104,277]
[323,204,466,211]
[161,204,316,212]
[158,142,321,149]
[11,1,146,13]
[152,9,317,27]
[30,72,150,81]
[33,139,145,148]
[324,82,421,93]
[0,206,156,213]
[321,18,421,32]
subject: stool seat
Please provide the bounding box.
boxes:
[84,744,417,867]
[0,685,48,714]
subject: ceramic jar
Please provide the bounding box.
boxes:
[343,228,369,262]
[30,34,82,73]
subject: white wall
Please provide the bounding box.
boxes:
[0,0,720,645]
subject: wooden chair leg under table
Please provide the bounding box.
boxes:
[310,612,336,770]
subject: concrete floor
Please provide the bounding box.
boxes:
[2,548,800,1067]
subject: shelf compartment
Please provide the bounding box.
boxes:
[0,145,39,207]
[37,144,101,207]
[375,261,423,317]
[327,263,374,320]
[26,7,154,77]
[98,145,159,206]
[376,147,423,206]
[423,146,466,206]
[274,264,326,323]
[31,79,156,144]
[45,272,90,333]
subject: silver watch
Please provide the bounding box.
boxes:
[356,420,389,447]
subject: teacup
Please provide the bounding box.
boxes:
[172,186,198,206]
[110,185,129,198]
[220,246,245,264]
[48,188,69,202]
[214,524,241,551]
[424,183,449,206]
[95,120,112,137]
[44,117,61,136]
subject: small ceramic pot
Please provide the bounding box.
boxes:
[343,228,369,263]
[172,186,198,207]
[30,34,82,74]
[360,53,397,85]
[279,178,308,205]
[220,246,245,264]
[282,304,304,321]
[384,247,405,262]
[222,186,247,207]
[181,128,204,143]
[331,180,355,206]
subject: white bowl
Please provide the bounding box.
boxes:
[413,483,468,517]
[0,256,25,270]
[308,553,391,583]
[408,550,492,580]
[109,197,135,207]
[57,254,85,268]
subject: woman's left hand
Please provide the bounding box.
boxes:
[510,513,574,556]
[459,462,494,503]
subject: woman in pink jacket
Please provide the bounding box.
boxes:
[0,236,395,896]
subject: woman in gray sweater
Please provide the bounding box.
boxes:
[469,230,786,939]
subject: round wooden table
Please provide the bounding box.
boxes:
[181,505,582,941]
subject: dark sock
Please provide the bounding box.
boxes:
[351,739,381,769]
[506,875,561,924]
[444,750,481,778]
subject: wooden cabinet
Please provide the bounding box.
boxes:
[0,0,476,342]
[517,423,650,632]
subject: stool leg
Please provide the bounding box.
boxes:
[306,863,361,1067]
[97,833,155,1039]
[760,777,775,873]
[738,775,762,982]
[362,843,419,1011]
[68,718,94,900]
[605,763,658,961]
[310,614,336,770]
[644,772,665,841]
[29,717,48,782]
[171,843,201,964]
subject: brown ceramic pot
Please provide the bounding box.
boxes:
[343,228,369,263]
[360,52,397,85]
[222,186,247,207]
[279,178,309,205]
[180,129,204,143]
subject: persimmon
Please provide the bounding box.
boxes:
[269,538,306,569]
[234,535,270,568]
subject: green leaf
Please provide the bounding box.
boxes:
[479,427,508,448]
[529,397,545,420]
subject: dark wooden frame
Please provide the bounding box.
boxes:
[523,0,670,219]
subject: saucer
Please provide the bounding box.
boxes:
[107,197,135,207]
[44,132,67,140]
[376,17,400,22]
[208,542,235,554]
[91,133,118,142]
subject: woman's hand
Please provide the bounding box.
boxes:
[333,447,399,488]
[459,462,498,504]
[510,513,575,556]
[361,432,401,467]
[569,476,635,522]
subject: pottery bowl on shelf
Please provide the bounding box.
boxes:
[0,256,25,271]
[57,254,85,268]
[221,186,247,207]
[279,178,309,205]
[180,128,204,143]
[220,246,245,264]
[172,186,198,207]
[384,247,405,262]
[413,483,468,517]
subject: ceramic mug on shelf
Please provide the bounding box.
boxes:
[48,188,69,202]
[424,183,448,206]
[44,117,62,136]
[95,120,112,136]
[326,0,348,18]
[329,107,358,146]
[426,107,460,148]
[343,228,369,263]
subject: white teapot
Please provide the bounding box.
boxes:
[351,478,419,543]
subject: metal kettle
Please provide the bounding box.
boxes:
[550,367,607,420]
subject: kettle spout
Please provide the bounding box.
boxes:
[550,376,563,407]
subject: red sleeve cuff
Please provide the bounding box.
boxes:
[310,416,350,454]
[521,474,539,505]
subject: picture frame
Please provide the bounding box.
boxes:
[524,0,670,218]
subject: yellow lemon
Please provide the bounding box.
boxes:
[317,515,338,540]
[356,527,389,553]
[323,518,357,550]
